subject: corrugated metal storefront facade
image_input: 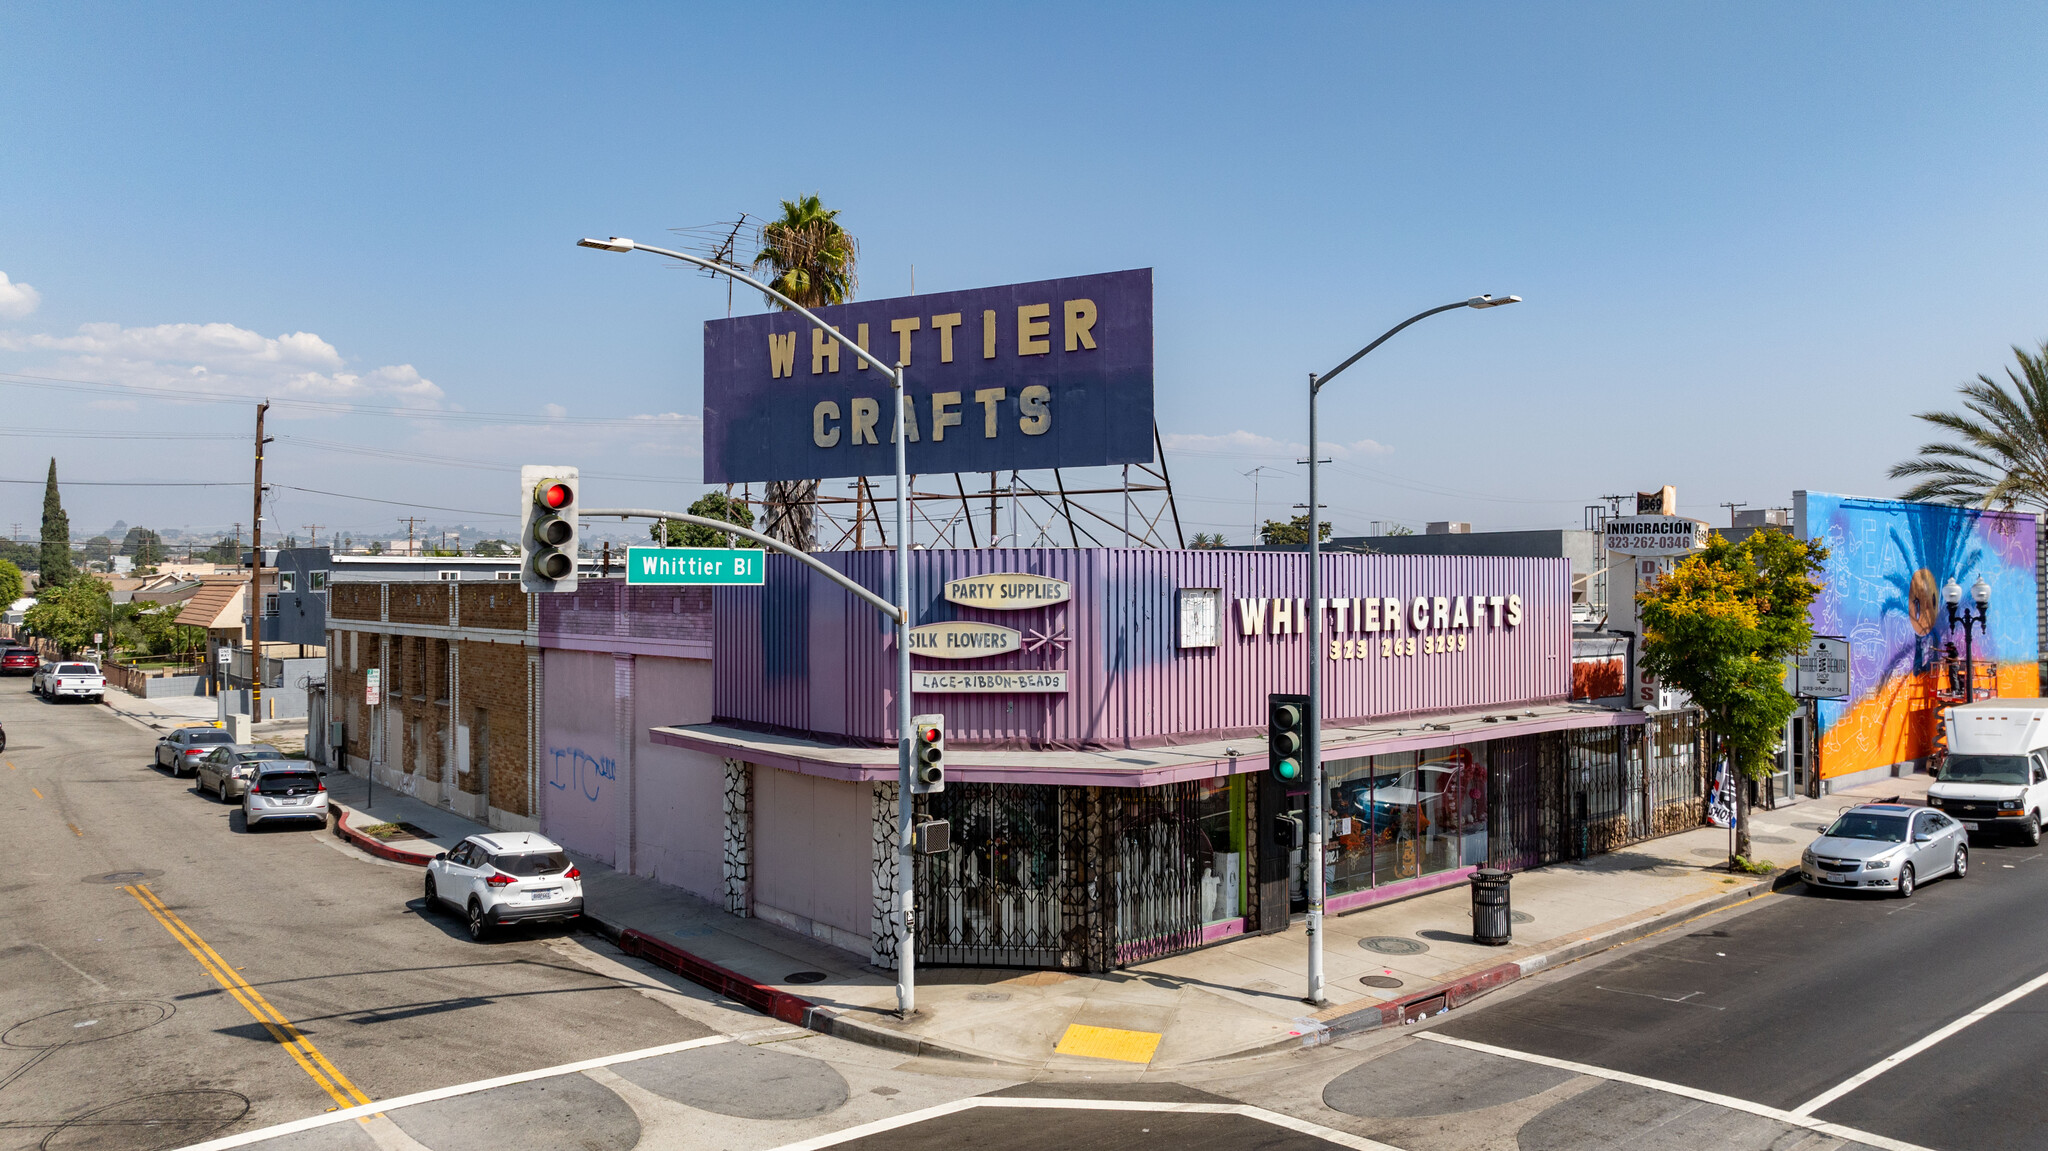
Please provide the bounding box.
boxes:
[712,548,1572,748]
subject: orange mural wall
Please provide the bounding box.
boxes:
[1818,663,2040,780]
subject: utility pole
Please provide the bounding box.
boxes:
[303,524,322,550]
[1243,466,1282,545]
[1719,501,1746,528]
[250,402,271,724]
[398,517,422,557]
[1599,494,1627,519]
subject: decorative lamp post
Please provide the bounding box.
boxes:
[1943,575,1992,702]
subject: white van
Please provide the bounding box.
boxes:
[1930,700,2048,845]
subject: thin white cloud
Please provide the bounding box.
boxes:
[1163,429,1392,460]
[0,271,40,319]
[0,320,444,405]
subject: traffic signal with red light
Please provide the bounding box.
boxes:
[1268,693,1308,786]
[519,464,580,593]
[910,713,945,794]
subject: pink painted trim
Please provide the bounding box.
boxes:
[1325,865,1476,915]
[1200,917,1246,944]
[542,633,713,661]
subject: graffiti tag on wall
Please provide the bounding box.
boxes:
[547,746,616,802]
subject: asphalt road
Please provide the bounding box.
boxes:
[0,683,715,1150]
[1426,833,2048,1150]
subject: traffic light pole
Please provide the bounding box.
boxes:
[1303,295,1518,1007]
[577,229,920,1018]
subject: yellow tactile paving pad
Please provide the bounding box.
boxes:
[1053,1023,1163,1064]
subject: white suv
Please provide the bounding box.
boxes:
[424,833,584,941]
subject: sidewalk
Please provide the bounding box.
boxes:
[315,766,1929,1073]
[100,687,308,752]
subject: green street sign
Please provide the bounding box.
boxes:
[625,546,766,586]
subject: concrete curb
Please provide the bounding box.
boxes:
[331,802,437,866]
[590,919,998,1064]
[1309,868,1804,1045]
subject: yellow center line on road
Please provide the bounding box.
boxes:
[123,884,373,1111]
[31,787,42,799]
[66,823,82,837]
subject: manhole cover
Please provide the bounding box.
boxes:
[1359,975,1404,989]
[41,1089,249,1150]
[4,1001,172,1049]
[1466,909,1537,924]
[785,971,828,984]
[1750,834,1795,845]
[1694,848,1736,858]
[81,870,163,885]
[1359,936,1429,956]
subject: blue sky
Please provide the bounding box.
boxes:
[4,3,2047,546]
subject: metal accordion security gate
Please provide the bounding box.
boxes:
[1488,711,1706,871]
[914,781,1209,970]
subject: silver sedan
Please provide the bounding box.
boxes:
[1801,803,1968,898]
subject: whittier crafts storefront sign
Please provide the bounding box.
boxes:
[1236,593,1523,661]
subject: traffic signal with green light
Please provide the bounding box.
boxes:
[1268,693,1308,786]
[520,464,580,593]
[910,713,945,794]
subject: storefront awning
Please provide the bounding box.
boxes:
[649,702,1648,789]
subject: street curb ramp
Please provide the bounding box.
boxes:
[610,927,992,1063]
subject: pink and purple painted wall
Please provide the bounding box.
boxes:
[711,548,1571,749]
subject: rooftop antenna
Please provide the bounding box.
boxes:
[1243,465,1284,545]
[668,214,753,316]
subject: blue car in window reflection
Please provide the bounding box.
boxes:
[1333,766,1455,833]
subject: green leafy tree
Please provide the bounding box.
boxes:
[0,539,36,572]
[1382,524,1416,536]
[752,195,859,551]
[1258,514,1333,547]
[0,559,22,608]
[133,602,201,656]
[202,538,240,564]
[472,539,515,557]
[653,492,758,547]
[1639,530,1826,863]
[81,536,114,565]
[23,577,114,654]
[365,540,385,555]
[1889,343,2048,509]
[39,459,72,588]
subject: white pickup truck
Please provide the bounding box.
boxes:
[1930,699,2048,845]
[32,661,106,703]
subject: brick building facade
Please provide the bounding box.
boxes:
[327,580,540,829]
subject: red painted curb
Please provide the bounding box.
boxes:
[1375,961,1522,1027]
[331,804,437,866]
[617,928,817,1027]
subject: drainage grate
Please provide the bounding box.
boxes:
[1359,936,1429,956]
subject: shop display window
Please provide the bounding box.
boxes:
[1325,744,1489,896]
[1193,776,1245,924]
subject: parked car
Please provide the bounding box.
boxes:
[1,648,37,676]
[155,726,235,776]
[424,833,584,941]
[32,661,105,703]
[1802,802,1968,898]
[241,764,328,830]
[194,743,287,802]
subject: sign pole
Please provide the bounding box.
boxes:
[894,362,916,1018]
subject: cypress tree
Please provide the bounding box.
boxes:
[39,458,72,588]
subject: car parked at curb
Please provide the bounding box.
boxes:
[32,661,105,702]
[1802,802,1968,898]
[241,765,328,830]
[423,832,583,941]
[2,648,38,676]
[194,743,287,802]
[155,726,235,776]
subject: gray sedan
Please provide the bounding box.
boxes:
[1802,802,1968,898]
[194,743,287,802]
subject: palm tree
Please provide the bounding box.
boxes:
[752,195,860,548]
[1189,532,1227,549]
[1890,343,2048,510]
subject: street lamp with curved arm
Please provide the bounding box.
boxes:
[1302,293,1520,1006]
[577,236,922,1018]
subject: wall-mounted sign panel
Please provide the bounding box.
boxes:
[1179,588,1219,648]
[702,269,1154,483]
[365,668,381,706]
[1793,636,1850,698]
[625,547,766,586]
[944,573,1071,611]
[1603,515,1707,555]
[908,621,1022,660]
[912,670,1069,693]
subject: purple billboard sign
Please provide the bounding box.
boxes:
[702,268,1154,483]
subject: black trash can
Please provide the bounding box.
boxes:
[1471,868,1512,946]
